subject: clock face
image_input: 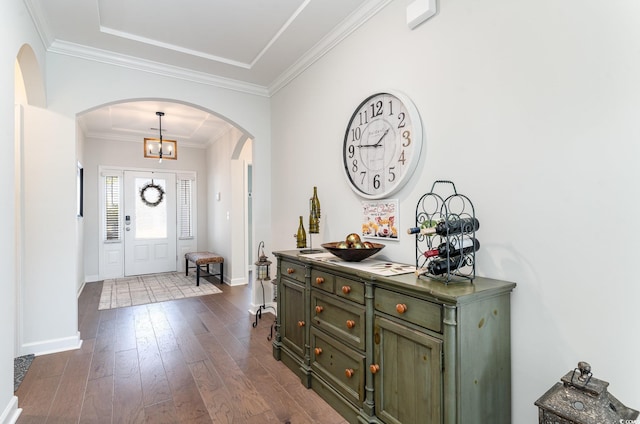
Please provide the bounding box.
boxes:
[343,92,423,199]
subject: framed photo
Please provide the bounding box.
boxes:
[361,199,399,240]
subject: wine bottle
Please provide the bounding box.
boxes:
[312,186,321,219]
[407,217,479,236]
[296,216,307,248]
[406,219,437,234]
[423,238,480,258]
[427,256,466,275]
[309,203,319,234]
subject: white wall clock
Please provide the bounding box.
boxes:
[343,91,424,199]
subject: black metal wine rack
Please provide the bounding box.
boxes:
[413,180,477,284]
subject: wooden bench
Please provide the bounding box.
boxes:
[185,252,224,286]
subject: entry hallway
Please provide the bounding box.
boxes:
[15,277,347,423]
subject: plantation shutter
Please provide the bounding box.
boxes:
[178,179,193,238]
[104,175,121,241]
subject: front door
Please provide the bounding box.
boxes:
[124,171,177,276]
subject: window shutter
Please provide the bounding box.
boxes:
[104,175,121,241]
[178,179,193,238]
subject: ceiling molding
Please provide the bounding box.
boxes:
[48,40,270,97]
[268,0,393,95]
[26,0,392,97]
[99,26,252,69]
[23,0,55,48]
[84,131,208,149]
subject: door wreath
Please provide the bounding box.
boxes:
[139,181,165,207]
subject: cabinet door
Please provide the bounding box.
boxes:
[373,316,443,424]
[281,278,306,359]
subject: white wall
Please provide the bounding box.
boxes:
[270,0,640,421]
[1,0,49,420]
[83,137,209,280]
[45,54,273,280]
[205,126,252,286]
[21,105,80,355]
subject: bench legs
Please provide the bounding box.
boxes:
[185,259,223,286]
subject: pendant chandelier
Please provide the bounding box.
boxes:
[144,111,178,162]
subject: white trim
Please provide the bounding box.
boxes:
[228,277,248,286]
[0,396,21,424]
[20,332,82,357]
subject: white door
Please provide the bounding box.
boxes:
[124,171,177,276]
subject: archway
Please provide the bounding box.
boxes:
[76,99,254,289]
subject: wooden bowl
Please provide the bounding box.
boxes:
[321,242,385,262]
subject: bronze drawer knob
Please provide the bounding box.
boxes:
[287,268,295,274]
[315,276,324,284]
[297,321,305,327]
[396,303,408,314]
[345,369,354,378]
[341,285,351,294]
[346,320,356,329]
[314,347,322,356]
[370,364,380,374]
[315,305,324,313]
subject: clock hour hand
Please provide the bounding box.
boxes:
[357,128,389,148]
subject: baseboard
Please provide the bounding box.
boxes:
[77,281,86,298]
[227,277,248,286]
[20,331,83,357]
[0,396,21,424]
[84,274,101,283]
[248,301,277,316]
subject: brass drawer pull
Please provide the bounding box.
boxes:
[342,285,351,294]
[297,321,305,327]
[370,364,380,374]
[346,320,356,329]
[287,268,295,274]
[345,369,354,378]
[315,276,325,284]
[314,347,323,356]
[396,303,408,314]
[315,305,324,313]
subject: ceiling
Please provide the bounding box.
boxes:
[26,0,391,148]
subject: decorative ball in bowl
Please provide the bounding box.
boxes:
[321,241,385,262]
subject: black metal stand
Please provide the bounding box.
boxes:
[252,279,276,339]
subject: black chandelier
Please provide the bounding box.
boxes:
[144,111,177,162]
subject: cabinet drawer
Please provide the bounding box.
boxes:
[374,288,442,333]
[335,276,364,304]
[311,269,335,293]
[311,327,365,406]
[280,260,306,284]
[311,290,365,350]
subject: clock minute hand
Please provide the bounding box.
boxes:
[372,128,390,147]
[357,128,390,148]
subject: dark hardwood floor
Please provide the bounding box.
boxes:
[15,276,348,424]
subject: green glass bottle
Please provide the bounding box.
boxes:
[312,186,321,219]
[296,216,307,248]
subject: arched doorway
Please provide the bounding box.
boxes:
[76,99,254,287]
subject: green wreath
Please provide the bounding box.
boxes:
[140,181,165,207]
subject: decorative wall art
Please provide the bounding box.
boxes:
[361,199,399,240]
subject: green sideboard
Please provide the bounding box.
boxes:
[271,250,516,424]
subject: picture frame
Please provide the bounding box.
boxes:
[76,162,84,217]
[144,138,178,160]
[361,199,399,240]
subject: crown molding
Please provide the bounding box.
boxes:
[48,40,270,97]
[23,0,55,48]
[27,0,391,98]
[268,0,393,95]
[84,132,207,149]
